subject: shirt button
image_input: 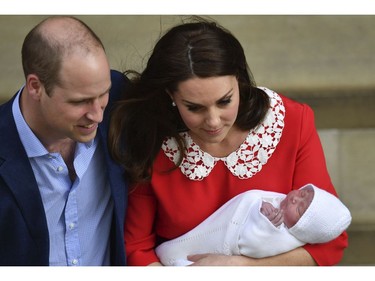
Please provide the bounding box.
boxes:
[69,223,75,230]
[72,259,78,265]
[57,166,64,172]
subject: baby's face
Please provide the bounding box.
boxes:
[280,187,314,228]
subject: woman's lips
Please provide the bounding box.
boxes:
[204,128,222,135]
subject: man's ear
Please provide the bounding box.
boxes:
[26,74,44,101]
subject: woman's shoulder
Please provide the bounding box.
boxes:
[278,92,313,117]
[259,86,309,108]
[259,87,315,123]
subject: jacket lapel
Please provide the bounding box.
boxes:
[0,98,49,246]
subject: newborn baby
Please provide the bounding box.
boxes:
[155,183,352,266]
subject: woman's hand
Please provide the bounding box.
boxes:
[187,254,250,266]
[187,247,317,266]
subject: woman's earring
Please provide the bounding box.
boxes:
[172,101,176,107]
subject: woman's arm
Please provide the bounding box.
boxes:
[125,184,161,266]
[148,262,163,266]
[187,247,317,266]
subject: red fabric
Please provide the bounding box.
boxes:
[124,95,348,266]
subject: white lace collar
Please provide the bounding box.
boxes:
[162,87,285,181]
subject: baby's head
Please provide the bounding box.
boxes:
[280,186,314,228]
[287,184,352,244]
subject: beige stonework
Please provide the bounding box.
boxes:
[1,15,375,100]
[1,15,374,264]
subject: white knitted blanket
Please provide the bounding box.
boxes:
[155,190,304,266]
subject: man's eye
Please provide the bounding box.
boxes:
[71,100,86,105]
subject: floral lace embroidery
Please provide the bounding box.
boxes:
[162,87,285,181]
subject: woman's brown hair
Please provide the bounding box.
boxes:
[109,18,269,185]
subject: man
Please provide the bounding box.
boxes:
[0,16,128,265]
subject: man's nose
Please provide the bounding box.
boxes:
[86,99,104,123]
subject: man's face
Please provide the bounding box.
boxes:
[38,50,111,144]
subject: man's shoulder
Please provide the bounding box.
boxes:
[109,69,130,102]
[0,96,15,124]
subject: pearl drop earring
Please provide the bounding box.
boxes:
[172,101,176,107]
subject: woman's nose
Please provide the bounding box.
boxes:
[205,109,221,127]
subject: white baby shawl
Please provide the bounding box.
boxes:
[155,190,304,266]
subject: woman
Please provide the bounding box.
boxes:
[109,18,348,266]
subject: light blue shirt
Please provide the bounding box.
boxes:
[12,88,114,266]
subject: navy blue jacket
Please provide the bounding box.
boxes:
[0,70,128,265]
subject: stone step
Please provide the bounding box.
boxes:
[286,88,375,129]
[318,129,375,265]
[339,224,375,265]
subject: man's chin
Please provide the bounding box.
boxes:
[74,131,97,143]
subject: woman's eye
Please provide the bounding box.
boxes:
[187,105,201,112]
[218,98,231,105]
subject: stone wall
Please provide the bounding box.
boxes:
[1,15,374,265]
[1,15,375,99]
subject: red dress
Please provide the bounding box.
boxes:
[124,88,348,266]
